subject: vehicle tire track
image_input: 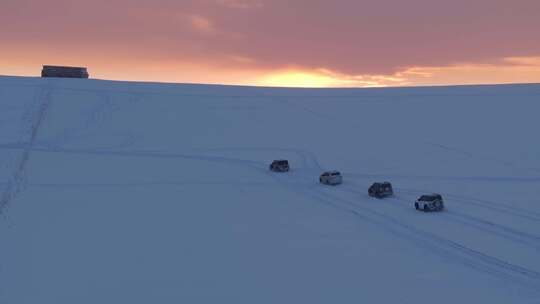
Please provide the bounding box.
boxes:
[443,210,540,248]
[0,81,53,213]
[397,187,540,223]
[269,177,534,285]
[268,171,540,290]
[341,185,540,250]
[310,187,540,290]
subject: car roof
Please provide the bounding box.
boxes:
[419,194,441,200]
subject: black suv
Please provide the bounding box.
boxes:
[415,194,444,211]
[368,182,394,198]
[269,160,290,172]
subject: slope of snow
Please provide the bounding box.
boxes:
[1,76,540,303]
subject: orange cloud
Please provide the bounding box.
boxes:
[251,57,540,88]
[1,42,539,88]
[188,15,216,34]
[398,57,540,86]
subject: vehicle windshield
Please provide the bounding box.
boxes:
[419,195,436,201]
[331,172,341,176]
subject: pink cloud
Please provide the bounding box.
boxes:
[217,0,263,9]
[1,0,539,84]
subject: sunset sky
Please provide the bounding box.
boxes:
[1,0,540,87]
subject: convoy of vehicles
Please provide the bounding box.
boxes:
[270,160,444,211]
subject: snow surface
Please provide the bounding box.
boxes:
[1,75,540,303]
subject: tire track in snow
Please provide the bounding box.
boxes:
[340,186,540,250]
[443,210,540,249]
[268,174,540,289]
[265,165,540,290]
[424,141,540,174]
[0,82,53,213]
[309,187,540,290]
[0,144,265,168]
[198,147,323,171]
[397,187,540,223]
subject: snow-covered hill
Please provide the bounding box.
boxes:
[1,75,539,303]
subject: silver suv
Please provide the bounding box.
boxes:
[319,171,343,186]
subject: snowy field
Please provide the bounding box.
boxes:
[1,75,539,303]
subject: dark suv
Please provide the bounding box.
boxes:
[415,194,444,212]
[269,160,290,172]
[368,182,394,198]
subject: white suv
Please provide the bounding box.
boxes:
[319,171,343,186]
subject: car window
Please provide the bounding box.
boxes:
[331,172,340,176]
